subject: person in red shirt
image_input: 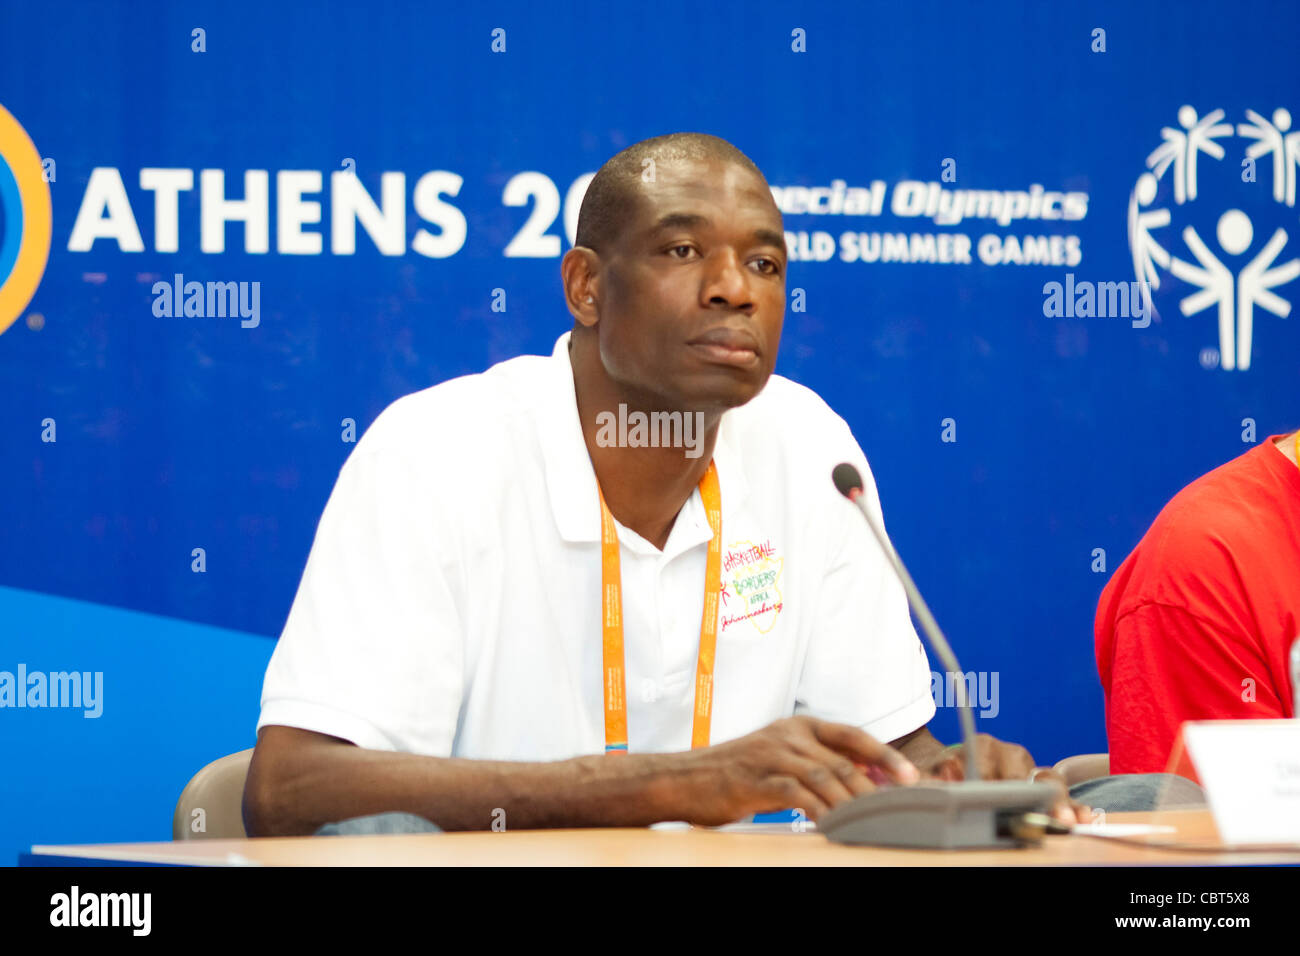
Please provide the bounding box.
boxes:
[1095,431,1300,775]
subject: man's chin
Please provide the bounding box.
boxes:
[681,369,773,413]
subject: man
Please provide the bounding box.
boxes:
[244,133,1085,836]
[1096,431,1300,774]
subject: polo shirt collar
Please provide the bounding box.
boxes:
[538,332,750,546]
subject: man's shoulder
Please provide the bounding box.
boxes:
[356,353,551,457]
[1146,444,1273,552]
[339,354,556,516]
[721,374,870,507]
[1101,444,1272,619]
[728,373,853,442]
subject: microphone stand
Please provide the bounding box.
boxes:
[820,463,1059,849]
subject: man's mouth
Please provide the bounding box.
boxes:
[687,327,761,368]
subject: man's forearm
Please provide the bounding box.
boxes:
[244,727,696,836]
[888,724,947,769]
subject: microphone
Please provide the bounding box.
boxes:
[819,462,1059,849]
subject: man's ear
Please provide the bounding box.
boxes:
[561,247,601,328]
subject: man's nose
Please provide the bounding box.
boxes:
[700,250,754,310]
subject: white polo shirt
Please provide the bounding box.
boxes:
[257,332,935,760]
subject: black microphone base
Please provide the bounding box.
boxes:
[819,781,1060,850]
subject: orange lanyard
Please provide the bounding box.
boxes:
[598,461,723,753]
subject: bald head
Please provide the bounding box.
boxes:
[575,133,770,253]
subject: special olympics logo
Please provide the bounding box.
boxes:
[0,102,52,336]
[1128,105,1300,371]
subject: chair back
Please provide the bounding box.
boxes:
[1052,752,1110,787]
[173,748,255,840]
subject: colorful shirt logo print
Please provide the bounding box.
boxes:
[720,539,784,634]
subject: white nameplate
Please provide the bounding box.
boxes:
[1181,720,1300,845]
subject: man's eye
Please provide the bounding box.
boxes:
[667,245,696,259]
[753,257,780,274]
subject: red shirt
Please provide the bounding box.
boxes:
[1095,435,1300,775]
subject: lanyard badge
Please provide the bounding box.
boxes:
[598,461,723,753]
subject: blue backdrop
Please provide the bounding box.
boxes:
[2,0,1298,861]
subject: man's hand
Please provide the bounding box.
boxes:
[918,732,1092,826]
[673,715,920,826]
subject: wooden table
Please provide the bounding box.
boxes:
[24,811,1300,866]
